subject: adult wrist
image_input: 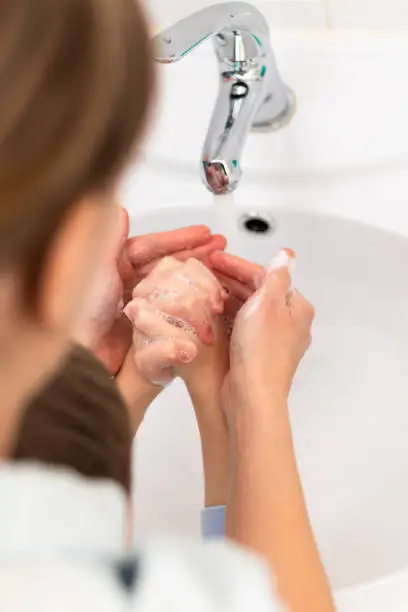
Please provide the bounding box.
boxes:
[226,385,291,449]
[228,362,292,404]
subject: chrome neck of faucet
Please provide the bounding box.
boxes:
[152,2,294,194]
[152,2,269,64]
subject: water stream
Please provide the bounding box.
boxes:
[213,193,240,255]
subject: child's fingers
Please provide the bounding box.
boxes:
[135,337,198,386]
[147,289,214,344]
[133,257,182,297]
[126,226,212,266]
[131,257,225,342]
[125,298,198,341]
[136,253,227,310]
[135,259,224,328]
[132,269,216,343]
[176,258,225,312]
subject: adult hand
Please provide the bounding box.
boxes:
[224,249,314,413]
[207,250,264,340]
[76,206,227,374]
[210,250,264,301]
[218,251,334,612]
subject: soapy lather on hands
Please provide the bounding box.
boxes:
[123,247,298,389]
[75,206,227,374]
[124,256,228,386]
[77,202,302,392]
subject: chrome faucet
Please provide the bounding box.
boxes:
[152,2,295,195]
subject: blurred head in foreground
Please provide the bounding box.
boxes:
[0,0,154,452]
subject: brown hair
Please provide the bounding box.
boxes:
[0,0,154,301]
[12,344,132,493]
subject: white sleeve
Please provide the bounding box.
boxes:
[132,539,283,612]
[0,541,282,612]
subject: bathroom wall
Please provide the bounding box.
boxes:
[325,0,408,28]
[148,0,408,30]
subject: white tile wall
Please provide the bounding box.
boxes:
[147,0,327,31]
[257,1,327,28]
[325,0,408,29]
[146,0,408,34]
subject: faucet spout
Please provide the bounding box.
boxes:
[152,2,295,194]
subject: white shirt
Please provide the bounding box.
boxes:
[0,463,282,611]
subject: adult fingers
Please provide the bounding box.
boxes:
[107,205,130,263]
[125,225,212,267]
[223,294,244,319]
[94,315,132,375]
[214,271,254,302]
[262,249,296,302]
[135,234,227,279]
[210,251,264,288]
[117,206,130,250]
[289,289,316,325]
[173,234,227,264]
[163,234,227,266]
[262,266,292,306]
[93,205,130,293]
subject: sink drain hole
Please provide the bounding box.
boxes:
[241,213,275,235]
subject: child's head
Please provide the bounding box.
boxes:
[0,0,154,439]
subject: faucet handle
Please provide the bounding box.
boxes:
[152,2,268,64]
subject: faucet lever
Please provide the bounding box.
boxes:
[152,2,295,194]
[152,2,266,64]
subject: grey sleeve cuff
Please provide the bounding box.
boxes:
[201,505,226,539]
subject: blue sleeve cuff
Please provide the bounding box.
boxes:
[201,505,226,539]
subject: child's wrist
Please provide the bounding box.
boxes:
[191,398,229,508]
[187,380,229,444]
[116,353,161,434]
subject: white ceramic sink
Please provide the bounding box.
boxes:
[121,30,408,610]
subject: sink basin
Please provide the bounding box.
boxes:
[121,29,408,611]
[129,203,408,592]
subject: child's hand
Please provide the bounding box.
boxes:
[124,255,231,507]
[124,257,228,387]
